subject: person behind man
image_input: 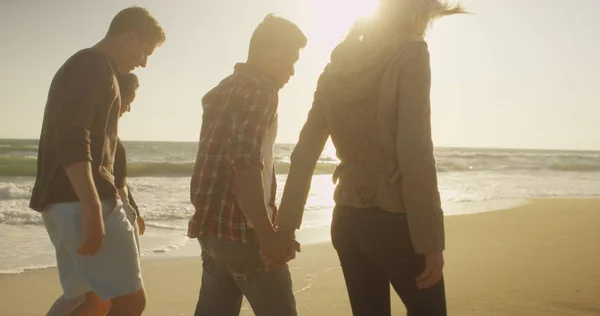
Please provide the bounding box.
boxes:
[187,14,306,316]
[29,7,165,316]
[274,1,467,315]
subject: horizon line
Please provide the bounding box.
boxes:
[0,138,599,153]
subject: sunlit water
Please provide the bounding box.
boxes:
[1,140,600,273]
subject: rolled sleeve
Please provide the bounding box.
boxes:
[230,84,275,172]
[396,43,445,254]
[53,53,114,167]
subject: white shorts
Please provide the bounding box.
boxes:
[42,200,143,301]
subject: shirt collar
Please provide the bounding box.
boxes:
[234,63,278,86]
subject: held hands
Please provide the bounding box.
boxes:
[416,251,444,289]
[187,217,200,239]
[77,203,105,256]
[258,228,300,271]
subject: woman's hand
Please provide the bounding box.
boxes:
[416,251,444,289]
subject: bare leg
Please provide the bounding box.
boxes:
[46,295,85,316]
[107,289,147,316]
[70,292,111,316]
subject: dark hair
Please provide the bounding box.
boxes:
[107,6,166,46]
[117,73,140,103]
[248,14,307,59]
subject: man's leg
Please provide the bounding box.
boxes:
[46,293,110,316]
[107,289,146,316]
[205,234,297,316]
[194,241,243,316]
[70,292,111,316]
[331,206,392,316]
[46,295,85,316]
[239,263,296,316]
[43,209,107,316]
[48,201,146,316]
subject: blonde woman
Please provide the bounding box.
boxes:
[275,1,466,314]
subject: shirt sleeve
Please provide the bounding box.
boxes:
[53,53,115,167]
[114,138,127,189]
[127,185,140,216]
[395,43,445,254]
[229,82,276,171]
[276,96,329,231]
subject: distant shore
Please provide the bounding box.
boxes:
[2,198,599,315]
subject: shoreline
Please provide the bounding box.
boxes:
[2,197,599,315]
[0,197,530,275]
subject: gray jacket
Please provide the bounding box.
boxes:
[275,41,445,254]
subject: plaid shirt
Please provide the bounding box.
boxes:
[189,63,279,243]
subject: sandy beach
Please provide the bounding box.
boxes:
[1,198,599,316]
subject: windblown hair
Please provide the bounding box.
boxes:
[314,0,467,107]
[347,0,467,42]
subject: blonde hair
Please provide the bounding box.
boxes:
[347,0,467,42]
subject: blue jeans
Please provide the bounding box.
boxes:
[194,233,297,316]
[331,205,447,316]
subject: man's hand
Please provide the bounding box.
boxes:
[137,215,146,235]
[187,217,200,239]
[257,230,300,270]
[416,251,444,289]
[64,161,104,255]
[77,203,105,256]
[259,229,300,271]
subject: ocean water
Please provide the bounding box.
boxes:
[1,139,600,273]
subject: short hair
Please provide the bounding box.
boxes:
[107,6,166,46]
[248,14,307,58]
[117,73,139,101]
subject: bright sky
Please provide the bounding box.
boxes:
[1,0,599,150]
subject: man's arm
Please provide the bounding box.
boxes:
[229,83,299,263]
[114,138,127,194]
[53,53,114,255]
[229,84,278,240]
[233,167,274,238]
[64,162,102,215]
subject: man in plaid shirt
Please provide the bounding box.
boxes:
[188,15,307,316]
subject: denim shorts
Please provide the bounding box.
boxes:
[42,200,143,301]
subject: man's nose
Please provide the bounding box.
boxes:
[139,57,147,68]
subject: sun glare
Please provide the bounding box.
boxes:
[331,0,378,20]
[352,0,379,18]
[306,0,378,48]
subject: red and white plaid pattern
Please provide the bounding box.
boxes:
[188,63,279,243]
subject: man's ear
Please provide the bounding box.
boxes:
[126,30,139,44]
